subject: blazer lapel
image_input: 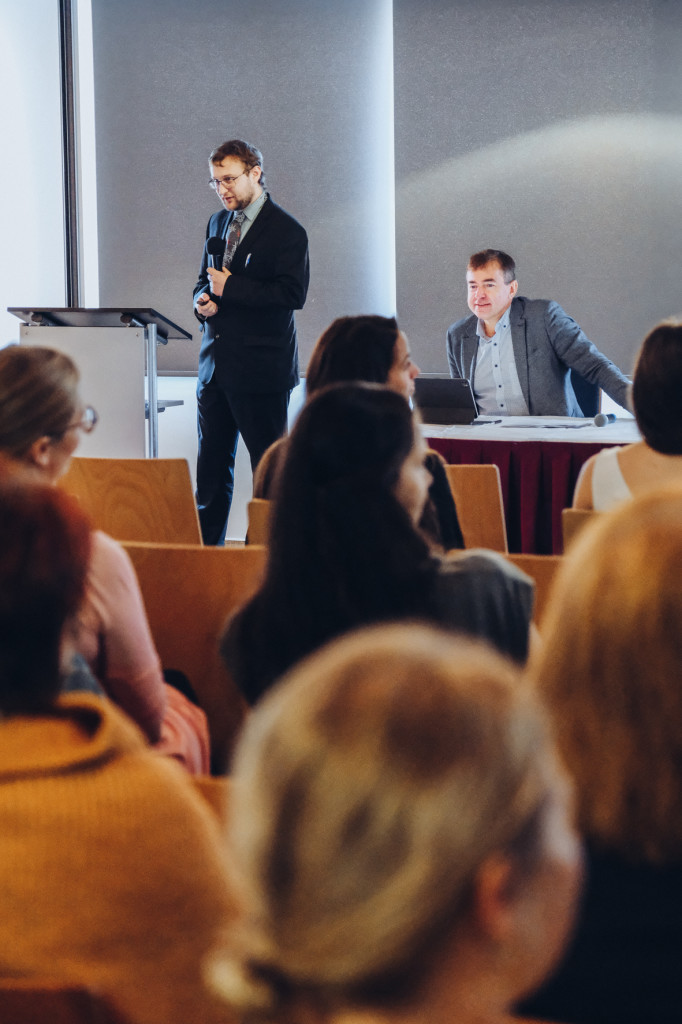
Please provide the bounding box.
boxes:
[213,209,231,242]
[462,320,479,381]
[510,298,531,411]
[228,197,273,272]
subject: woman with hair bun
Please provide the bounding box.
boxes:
[210,622,582,1024]
[0,344,208,772]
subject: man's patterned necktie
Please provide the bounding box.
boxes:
[223,211,246,268]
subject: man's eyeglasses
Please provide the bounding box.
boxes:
[209,169,250,191]
[67,406,99,434]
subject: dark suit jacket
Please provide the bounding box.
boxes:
[519,846,682,1024]
[446,296,631,415]
[193,196,310,393]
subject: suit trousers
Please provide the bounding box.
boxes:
[196,373,290,545]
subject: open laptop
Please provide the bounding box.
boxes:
[413,376,479,425]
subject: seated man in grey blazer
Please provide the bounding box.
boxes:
[446,249,631,416]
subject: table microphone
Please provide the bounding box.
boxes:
[594,412,617,426]
[206,235,226,269]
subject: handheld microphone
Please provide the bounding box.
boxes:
[206,235,226,270]
[594,412,617,427]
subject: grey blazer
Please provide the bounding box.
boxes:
[446,296,631,416]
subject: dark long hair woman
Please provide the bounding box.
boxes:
[253,314,463,550]
[222,383,533,704]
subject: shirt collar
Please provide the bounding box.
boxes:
[476,309,511,342]
[242,189,268,224]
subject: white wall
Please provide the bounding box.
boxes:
[0,0,65,348]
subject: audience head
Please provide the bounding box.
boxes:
[305,315,419,401]
[212,623,581,1023]
[272,382,430,549]
[0,469,91,713]
[631,319,682,455]
[531,485,682,863]
[0,345,87,480]
[226,383,436,701]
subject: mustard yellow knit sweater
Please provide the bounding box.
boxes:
[0,694,235,1024]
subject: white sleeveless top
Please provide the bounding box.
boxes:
[590,446,632,510]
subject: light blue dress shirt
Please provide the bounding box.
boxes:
[238,189,268,244]
[474,309,529,415]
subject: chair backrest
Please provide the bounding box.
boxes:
[444,463,509,552]
[59,457,202,545]
[561,507,599,552]
[246,498,272,545]
[0,978,127,1024]
[122,542,267,772]
[570,368,601,417]
[191,775,231,823]
[505,553,563,626]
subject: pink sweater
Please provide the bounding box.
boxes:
[77,530,167,741]
[75,532,210,774]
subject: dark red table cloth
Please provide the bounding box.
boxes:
[427,437,621,554]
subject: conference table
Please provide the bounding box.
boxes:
[424,416,640,555]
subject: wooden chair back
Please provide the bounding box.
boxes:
[59,457,202,545]
[246,498,272,545]
[122,542,267,772]
[505,554,563,626]
[444,463,508,552]
[191,774,231,824]
[0,978,127,1024]
[561,507,599,552]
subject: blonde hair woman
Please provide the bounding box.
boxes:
[520,486,682,1024]
[211,623,582,1024]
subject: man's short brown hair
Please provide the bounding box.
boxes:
[468,249,516,283]
[209,139,265,186]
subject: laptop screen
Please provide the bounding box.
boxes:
[413,377,479,425]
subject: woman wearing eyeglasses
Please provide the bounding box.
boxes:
[0,345,209,773]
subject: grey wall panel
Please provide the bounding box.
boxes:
[91,0,395,373]
[394,0,682,377]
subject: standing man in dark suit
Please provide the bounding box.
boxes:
[446,249,630,417]
[193,139,309,545]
